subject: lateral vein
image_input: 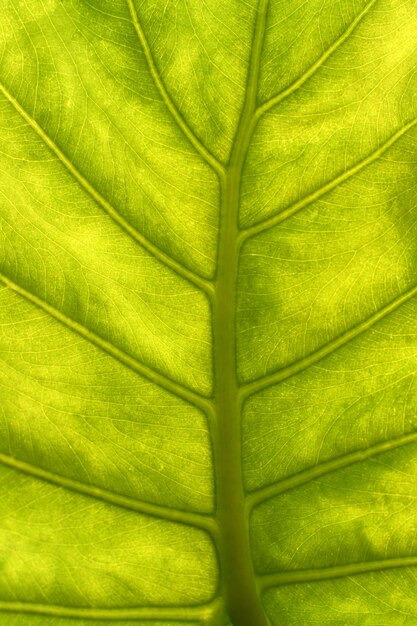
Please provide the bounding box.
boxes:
[259,556,417,590]
[248,431,417,509]
[256,0,378,119]
[0,451,217,535]
[0,82,213,297]
[126,0,225,179]
[0,600,218,621]
[240,116,417,242]
[0,272,212,414]
[241,281,417,400]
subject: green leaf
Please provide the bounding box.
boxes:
[1,0,417,624]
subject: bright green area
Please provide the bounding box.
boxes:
[1,0,417,625]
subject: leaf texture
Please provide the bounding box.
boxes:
[1,0,417,625]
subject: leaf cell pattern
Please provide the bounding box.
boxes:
[1,0,417,625]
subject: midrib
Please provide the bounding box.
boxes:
[214,1,270,624]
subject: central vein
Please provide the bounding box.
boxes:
[213,1,270,624]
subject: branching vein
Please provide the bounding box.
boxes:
[241,280,417,400]
[0,82,213,297]
[240,116,417,242]
[126,0,225,179]
[0,451,217,535]
[247,431,417,510]
[259,556,417,590]
[0,272,213,414]
[255,0,378,120]
[0,600,218,621]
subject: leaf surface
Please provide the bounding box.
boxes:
[1,0,417,625]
